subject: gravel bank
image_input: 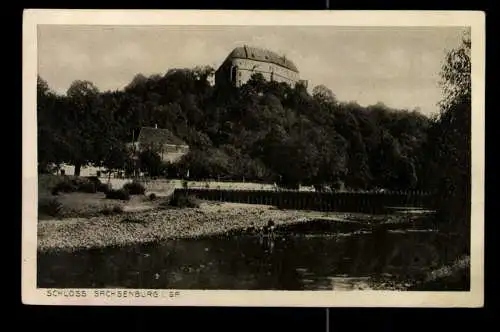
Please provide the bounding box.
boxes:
[37,202,351,253]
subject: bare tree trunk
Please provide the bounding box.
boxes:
[74,163,81,176]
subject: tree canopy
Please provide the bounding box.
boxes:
[427,33,472,240]
[38,39,468,195]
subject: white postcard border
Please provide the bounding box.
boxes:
[22,9,485,307]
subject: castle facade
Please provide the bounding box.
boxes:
[215,45,307,88]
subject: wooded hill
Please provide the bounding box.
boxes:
[38,68,432,190]
[37,34,470,207]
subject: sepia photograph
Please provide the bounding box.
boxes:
[22,10,485,307]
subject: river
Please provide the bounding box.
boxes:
[37,218,468,290]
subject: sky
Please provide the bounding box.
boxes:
[38,25,468,116]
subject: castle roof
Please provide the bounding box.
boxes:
[226,45,299,73]
[137,126,187,146]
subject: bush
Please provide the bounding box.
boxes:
[169,194,200,208]
[105,189,130,201]
[113,205,123,213]
[52,180,77,195]
[70,177,87,187]
[78,182,97,193]
[83,175,109,193]
[97,182,111,193]
[123,181,146,195]
[51,176,101,194]
[86,176,102,185]
[39,197,63,217]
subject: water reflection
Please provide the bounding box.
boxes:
[38,224,465,290]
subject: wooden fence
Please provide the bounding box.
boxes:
[173,188,436,214]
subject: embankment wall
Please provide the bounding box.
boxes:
[174,188,435,214]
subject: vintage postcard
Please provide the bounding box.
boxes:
[22,10,485,307]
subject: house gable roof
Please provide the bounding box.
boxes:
[137,127,187,146]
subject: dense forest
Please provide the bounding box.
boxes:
[37,70,431,190]
[37,33,471,208]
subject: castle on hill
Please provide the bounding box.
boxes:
[215,45,308,88]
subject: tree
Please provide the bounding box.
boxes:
[65,80,103,175]
[242,73,267,97]
[125,73,148,91]
[102,144,129,180]
[67,80,100,99]
[138,148,163,177]
[193,65,215,85]
[345,133,372,189]
[428,31,471,242]
[176,148,232,180]
[37,64,433,193]
[37,76,51,98]
[312,84,337,105]
[439,32,471,110]
[38,76,56,168]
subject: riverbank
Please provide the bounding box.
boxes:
[37,200,470,291]
[38,201,367,253]
[408,255,470,291]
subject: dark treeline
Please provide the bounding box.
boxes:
[37,70,431,191]
[38,71,431,190]
[37,33,471,226]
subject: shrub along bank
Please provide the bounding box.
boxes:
[39,174,111,195]
[38,175,147,219]
[38,193,125,219]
